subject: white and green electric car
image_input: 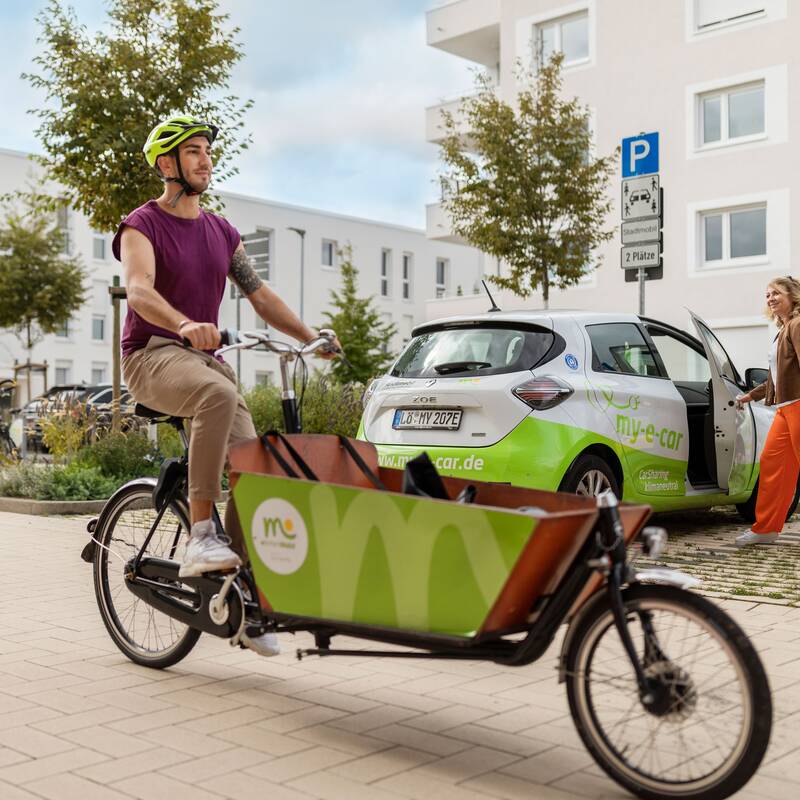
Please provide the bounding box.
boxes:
[358,310,796,520]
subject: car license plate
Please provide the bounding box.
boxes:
[392,408,462,430]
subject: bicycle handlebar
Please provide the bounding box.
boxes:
[213,329,341,360]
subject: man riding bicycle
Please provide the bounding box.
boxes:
[113,115,337,656]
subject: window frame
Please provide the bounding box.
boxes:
[401,252,413,301]
[585,322,667,380]
[435,257,449,299]
[535,9,590,68]
[55,320,70,340]
[699,203,767,269]
[697,81,765,150]
[92,315,106,342]
[692,0,767,34]
[92,234,107,261]
[321,238,338,270]
[90,363,108,384]
[54,360,73,385]
[380,248,392,298]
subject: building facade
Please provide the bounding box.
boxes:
[424,0,794,372]
[0,147,485,398]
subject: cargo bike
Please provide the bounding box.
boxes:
[82,330,772,800]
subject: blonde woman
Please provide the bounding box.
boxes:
[736,276,800,545]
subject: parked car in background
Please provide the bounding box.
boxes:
[15,383,139,451]
[359,309,791,522]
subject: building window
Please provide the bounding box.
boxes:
[435,258,449,298]
[92,315,106,341]
[695,0,765,31]
[55,360,72,385]
[56,205,71,255]
[380,249,391,297]
[92,234,107,261]
[402,253,412,300]
[242,229,272,285]
[536,11,589,66]
[55,320,69,339]
[255,371,273,387]
[322,239,337,268]
[701,205,767,266]
[91,362,107,384]
[699,82,764,147]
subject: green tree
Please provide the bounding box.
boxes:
[0,199,86,364]
[321,245,397,384]
[438,53,618,307]
[22,0,252,232]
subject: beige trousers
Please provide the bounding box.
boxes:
[123,336,257,502]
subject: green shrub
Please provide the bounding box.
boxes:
[76,431,160,483]
[157,423,184,459]
[40,403,96,462]
[0,462,116,500]
[38,464,117,501]
[243,374,364,438]
[0,462,48,498]
[243,383,283,434]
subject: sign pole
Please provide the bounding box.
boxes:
[638,267,645,315]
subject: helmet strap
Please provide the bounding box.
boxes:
[164,147,203,208]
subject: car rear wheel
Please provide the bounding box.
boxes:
[559,454,620,499]
[736,476,800,523]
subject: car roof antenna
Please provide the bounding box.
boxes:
[482,280,502,313]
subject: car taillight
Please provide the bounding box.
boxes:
[513,375,574,410]
[362,378,383,409]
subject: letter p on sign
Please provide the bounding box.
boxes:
[622,132,659,177]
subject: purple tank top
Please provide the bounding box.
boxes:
[112,200,240,357]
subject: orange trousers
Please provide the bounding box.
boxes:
[752,401,800,534]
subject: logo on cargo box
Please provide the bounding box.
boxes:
[251,498,308,574]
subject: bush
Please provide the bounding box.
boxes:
[38,464,117,501]
[243,374,364,438]
[40,403,96,462]
[0,462,47,498]
[0,462,116,500]
[76,430,160,483]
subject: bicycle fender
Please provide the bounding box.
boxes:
[634,567,702,590]
[80,478,158,565]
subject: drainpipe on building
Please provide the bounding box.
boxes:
[287,227,306,322]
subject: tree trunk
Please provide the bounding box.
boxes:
[26,321,33,403]
[542,275,550,310]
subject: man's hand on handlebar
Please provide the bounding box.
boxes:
[312,328,342,360]
[180,321,221,351]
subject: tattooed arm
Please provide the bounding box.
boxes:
[230,243,316,344]
[121,227,219,349]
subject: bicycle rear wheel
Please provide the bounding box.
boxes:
[93,481,201,668]
[565,584,771,800]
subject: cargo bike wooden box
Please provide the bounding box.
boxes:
[85,430,773,800]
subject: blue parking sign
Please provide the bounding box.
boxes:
[621,132,659,177]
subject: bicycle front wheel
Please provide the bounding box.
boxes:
[93,481,201,668]
[565,584,771,800]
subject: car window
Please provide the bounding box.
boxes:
[587,323,661,378]
[648,329,711,383]
[391,325,556,379]
[88,389,113,404]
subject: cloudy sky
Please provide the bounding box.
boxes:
[0,1,474,228]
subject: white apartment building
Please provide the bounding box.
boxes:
[0,147,486,398]
[424,0,794,372]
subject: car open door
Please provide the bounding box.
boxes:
[688,311,756,493]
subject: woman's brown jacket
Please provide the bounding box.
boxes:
[750,317,800,406]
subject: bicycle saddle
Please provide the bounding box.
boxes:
[135,403,186,422]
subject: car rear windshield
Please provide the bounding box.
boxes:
[391,324,558,379]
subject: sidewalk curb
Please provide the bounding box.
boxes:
[0,497,107,515]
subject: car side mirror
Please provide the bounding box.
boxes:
[745,367,769,390]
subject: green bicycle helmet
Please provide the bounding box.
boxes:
[143,115,219,205]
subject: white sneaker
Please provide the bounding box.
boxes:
[241,630,281,657]
[178,519,242,577]
[735,529,780,547]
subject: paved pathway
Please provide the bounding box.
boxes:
[1,510,799,800]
